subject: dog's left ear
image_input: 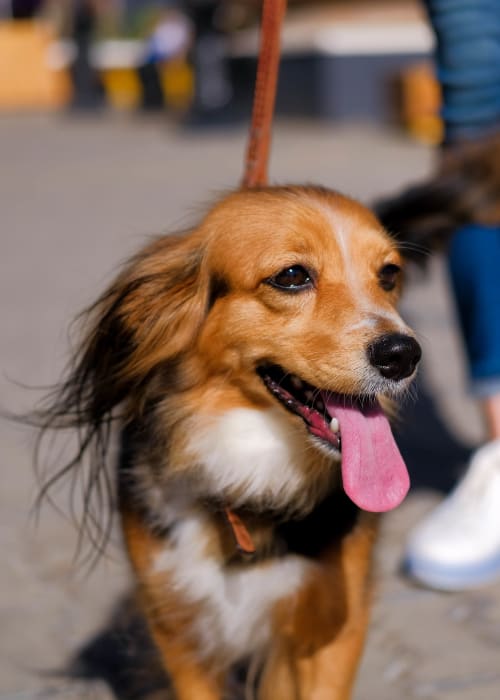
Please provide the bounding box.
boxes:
[31,229,210,557]
[80,229,210,411]
[45,229,210,435]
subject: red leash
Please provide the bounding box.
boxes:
[224,1,287,556]
[242,0,288,188]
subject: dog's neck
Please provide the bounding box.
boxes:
[119,411,359,564]
[219,489,361,564]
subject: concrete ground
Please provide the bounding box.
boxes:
[1,113,499,700]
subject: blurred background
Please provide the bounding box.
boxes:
[2,2,500,700]
[0,0,441,137]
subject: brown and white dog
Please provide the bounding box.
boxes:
[42,186,421,699]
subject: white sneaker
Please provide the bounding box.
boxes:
[404,439,500,590]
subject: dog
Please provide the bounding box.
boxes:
[39,185,421,699]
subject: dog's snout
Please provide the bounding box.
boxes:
[368,333,421,381]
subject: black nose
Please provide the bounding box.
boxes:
[368,333,421,381]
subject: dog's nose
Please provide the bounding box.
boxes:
[368,333,421,381]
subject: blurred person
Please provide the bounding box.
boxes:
[380,0,500,591]
[184,0,234,124]
[11,0,42,18]
[70,0,104,108]
[140,2,193,110]
[144,4,191,62]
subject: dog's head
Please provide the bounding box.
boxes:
[41,186,420,533]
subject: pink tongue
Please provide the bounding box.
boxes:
[323,395,409,512]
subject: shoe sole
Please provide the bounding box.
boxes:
[404,551,500,591]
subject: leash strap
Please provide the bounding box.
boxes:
[242,0,287,188]
[228,1,287,557]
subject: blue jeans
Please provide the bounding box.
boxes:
[425,0,500,396]
[448,225,500,396]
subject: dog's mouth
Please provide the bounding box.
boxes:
[257,364,341,452]
[257,364,410,513]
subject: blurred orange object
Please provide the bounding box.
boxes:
[401,61,443,144]
[0,20,72,110]
[158,58,194,111]
[100,67,141,110]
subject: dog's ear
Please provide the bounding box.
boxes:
[44,229,209,433]
[107,232,209,373]
[31,230,209,559]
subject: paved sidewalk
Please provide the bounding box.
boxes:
[1,114,498,700]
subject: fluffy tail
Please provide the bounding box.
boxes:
[375,135,500,262]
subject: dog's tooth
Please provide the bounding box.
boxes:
[290,375,303,390]
[305,390,314,402]
[316,400,325,412]
[329,417,340,433]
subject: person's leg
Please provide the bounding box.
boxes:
[447,224,500,401]
[405,225,500,589]
[404,0,500,590]
[483,395,500,438]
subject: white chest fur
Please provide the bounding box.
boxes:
[187,407,323,513]
[153,512,313,664]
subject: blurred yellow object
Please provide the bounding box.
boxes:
[401,62,443,144]
[159,58,194,110]
[0,20,72,110]
[100,68,142,110]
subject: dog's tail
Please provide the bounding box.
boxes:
[375,135,500,263]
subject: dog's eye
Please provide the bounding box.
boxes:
[378,263,401,291]
[267,265,313,291]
